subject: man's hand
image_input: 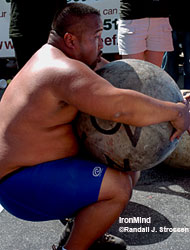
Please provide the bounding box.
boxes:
[170,101,190,141]
[183,93,190,136]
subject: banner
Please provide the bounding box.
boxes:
[0,0,120,58]
[0,0,15,58]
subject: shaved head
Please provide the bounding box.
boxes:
[51,3,101,38]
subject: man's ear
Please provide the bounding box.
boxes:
[64,32,78,49]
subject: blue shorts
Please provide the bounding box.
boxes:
[0,157,107,221]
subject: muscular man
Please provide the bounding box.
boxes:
[0,3,190,250]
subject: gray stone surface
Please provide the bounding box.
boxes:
[77,60,183,172]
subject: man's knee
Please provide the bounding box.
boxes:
[128,171,141,187]
[98,168,134,204]
[116,172,134,204]
[117,171,141,201]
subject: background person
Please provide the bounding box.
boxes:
[162,0,190,89]
[118,0,173,67]
[9,0,67,70]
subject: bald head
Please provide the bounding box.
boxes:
[51,3,101,38]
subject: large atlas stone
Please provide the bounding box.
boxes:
[164,89,190,170]
[76,59,183,171]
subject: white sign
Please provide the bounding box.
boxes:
[0,0,120,58]
[68,0,120,53]
[0,0,15,58]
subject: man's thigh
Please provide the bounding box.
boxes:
[0,157,107,221]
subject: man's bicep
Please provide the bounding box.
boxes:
[59,64,117,118]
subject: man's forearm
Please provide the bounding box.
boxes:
[108,89,186,128]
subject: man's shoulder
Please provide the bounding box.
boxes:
[28,44,97,91]
[34,45,87,73]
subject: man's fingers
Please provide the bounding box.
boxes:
[182,89,190,101]
[170,130,183,142]
[183,97,190,106]
[185,94,190,101]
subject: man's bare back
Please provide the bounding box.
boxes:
[0,45,79,178]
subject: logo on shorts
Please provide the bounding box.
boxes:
[92,166,103,177]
